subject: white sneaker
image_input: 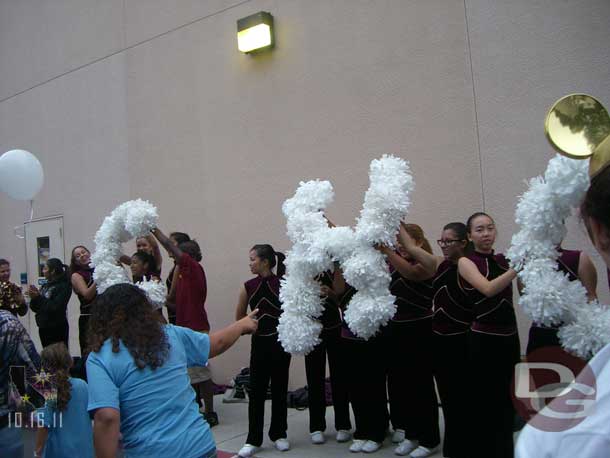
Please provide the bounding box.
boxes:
[362,440,382,453]
[394,439,418,456]
[274,438,290,452]
[409,445,440,457]
[238,444,259,457]
[391,429,405,443]
[336,430,352,443]
[350,439,366,452]
[311,431,325,444]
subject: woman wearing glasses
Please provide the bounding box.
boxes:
[430,222,473,458]
[458,212,518,458]
[378,224,440,457]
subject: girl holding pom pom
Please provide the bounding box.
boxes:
[458,212,518,458]
[235,244,291,458]
[69,246,96,362]
[378,223,441,457]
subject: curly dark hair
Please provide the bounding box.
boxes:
[88,283,169,370]
[41,343,72,412]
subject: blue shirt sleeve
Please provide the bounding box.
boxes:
[171,325,210,367]
[86,353,119,412]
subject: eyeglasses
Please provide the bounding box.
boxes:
[436,239,463,247]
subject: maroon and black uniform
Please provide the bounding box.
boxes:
[244,274,291,447]
[304,270,351,434]
[165,265,176,324]
[462,251,519,458]
[340,285,388,444]
[383,266,440,449]
[431,260,473,458]
[72,267,95,358]
[527,248,581,354]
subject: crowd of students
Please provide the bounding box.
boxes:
[0,198,608,458]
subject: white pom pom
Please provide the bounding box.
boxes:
[508,154,610,358]
[277,312,322,354]
[136,278,167,310]
[344,292,396,340]
[279,155,413,354]
[93,264,129,294]
[559,304,610,360]
[91,199,159,294]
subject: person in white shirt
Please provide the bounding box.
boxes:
[516,162,610,458]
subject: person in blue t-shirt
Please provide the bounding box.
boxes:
[34,342,93,458]
[86,283,258,458]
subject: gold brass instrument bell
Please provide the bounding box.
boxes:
[545,94,610,177]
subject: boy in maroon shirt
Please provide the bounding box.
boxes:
[152,228,218,426]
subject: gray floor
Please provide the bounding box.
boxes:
[213,400,445,458]
[20,397,450,457]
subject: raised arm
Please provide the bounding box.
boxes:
[34,426,48,458]
[71,273,96,301]
[146,235,163,272]
[397,224,440,277]
[210,309,258,358]
[578,252,598,301]
[151,228,182,260]
[458,257,516,297]
[235,285,249,320]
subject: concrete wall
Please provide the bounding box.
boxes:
[0,0,609,387]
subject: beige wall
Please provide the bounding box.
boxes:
[1,0,609,387]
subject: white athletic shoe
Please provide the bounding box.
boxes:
[350,439,366,453]
[391,429,405,443]
[362,440,382,453]
[238,444,259,457]
[311,431,325,444]
[274,438,291,452]
[394,439,418,456]
[336,430,352,443]
[409,445,440,457]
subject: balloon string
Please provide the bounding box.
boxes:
[13,200,34,239]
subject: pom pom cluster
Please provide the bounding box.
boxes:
[508,154,610,359]
[278,155,413,354]
[91,199,159,294]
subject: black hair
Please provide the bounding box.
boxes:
[132,251,156,274]
[46,258,68,281]
[0,259,9,267]
[581,166,610,242]
[251,244,286,277]
[443,222,472,255]
[466,212,495,234]
[69,245,91,274]
[170,232,190,245]
[179,240,202,262]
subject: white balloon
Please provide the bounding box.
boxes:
[0,149,44,200]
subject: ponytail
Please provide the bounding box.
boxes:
[251,244,285,276]
[40,343,73,412]
[47,258,68,282]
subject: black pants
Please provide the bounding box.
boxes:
[39,322,69,349]
[383,320,440,448]
[77,315,91,381]
[433,332,469,458]
[304,326,352,433]
[526,325,560,355]
[469,331,520,458]
[246,335,291,446]
[343,335,388,443]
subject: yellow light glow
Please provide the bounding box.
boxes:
[238,23,272,53]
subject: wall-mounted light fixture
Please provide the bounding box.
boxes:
[237,11,274,54]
